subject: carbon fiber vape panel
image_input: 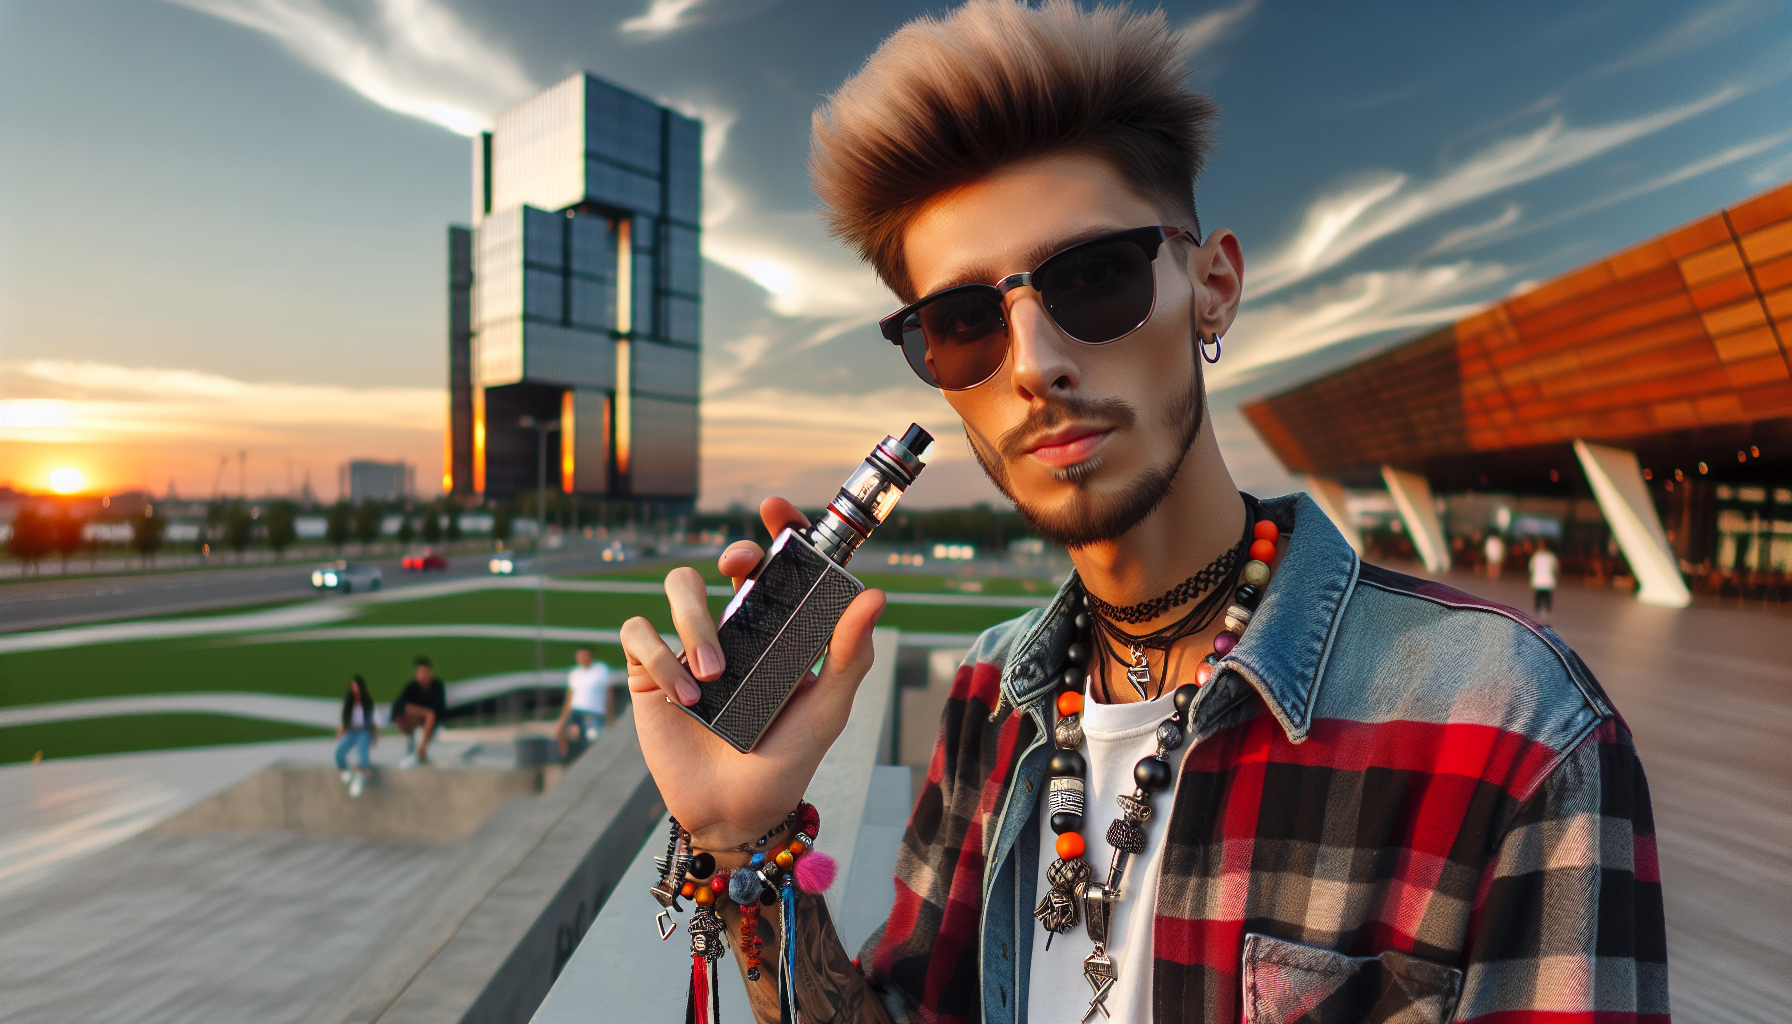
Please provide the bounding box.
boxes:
[682,532,865,752]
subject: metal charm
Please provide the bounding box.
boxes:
[1081,949,1116,1021]
[1126,645,1151,699]
[1033,858,1090,945]
[688,906,726,961]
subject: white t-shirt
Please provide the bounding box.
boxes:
[1028,688,1183,1023]
[1530,549,1559,590]
[567,663,610,715]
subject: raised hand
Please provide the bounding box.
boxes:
[622,497,887,851]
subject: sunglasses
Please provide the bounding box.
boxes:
[879,225,1185,391]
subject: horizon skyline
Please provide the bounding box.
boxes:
[3,1,1789,508]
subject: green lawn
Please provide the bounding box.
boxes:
[1,713,331,764]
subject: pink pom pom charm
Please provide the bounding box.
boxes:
[794,850,836,894]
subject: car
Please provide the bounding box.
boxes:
[488,555,532,575]
[311,561,382,593]
[402,549,449,571]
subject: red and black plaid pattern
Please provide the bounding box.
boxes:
[862,547,1667,1024]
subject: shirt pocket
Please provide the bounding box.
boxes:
[1240,933,1462,1024]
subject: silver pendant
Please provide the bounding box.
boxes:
[1126,645,1150,699]
[1081,948,1116,1021]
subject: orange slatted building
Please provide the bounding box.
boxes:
[1244,179,1792,591]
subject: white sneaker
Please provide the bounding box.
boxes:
[399,753,419,770]
[341,770,354,784]
[349,774,365,798]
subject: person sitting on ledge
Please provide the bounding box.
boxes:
[390,655,446,769]
[620,4,1668,1022]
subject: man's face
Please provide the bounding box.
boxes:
[575,648,593,668]
[901,152,1234,548]
[416,664,434,685]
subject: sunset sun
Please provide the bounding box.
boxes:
[48,467,85,494]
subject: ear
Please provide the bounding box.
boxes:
[1185,228,1244,338]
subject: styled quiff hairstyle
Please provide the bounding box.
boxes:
[811,0,1218,302]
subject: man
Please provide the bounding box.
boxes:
[553,646,611,757]
[621,4,1666,1022]
[1530,541,1561,619]
[1483,531,1506,580]
[390,656,447,768]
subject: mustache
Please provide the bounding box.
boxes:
[996,396,1138,460]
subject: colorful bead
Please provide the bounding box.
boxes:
[694,886,713,905]
[1055,831,1085,859]
[775,849,794,868]
[1212,630,1238,656]
[788,841,805,855]
[1057,691,1084,716]
[1195,661,1215,685]
[1253,519,1279,543]
[1249,538,1277,563]
[710,874,727,892]
[1242,560,1271,587]
[750,852,765,868]
[681,880,696,898]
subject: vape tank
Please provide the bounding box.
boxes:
[681,424,932,752]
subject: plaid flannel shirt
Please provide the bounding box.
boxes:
[860,494,1667,1024]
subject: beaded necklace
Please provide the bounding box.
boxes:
[1034,505,1281,1022]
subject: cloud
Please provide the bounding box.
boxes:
[1176,0,1257,57]
[1,361,441,443]
[1247,87,1742,299]
[169,0,536,135]
[1211,261,1510,390]
[621,0,707,37]
[1426,203,1522,255]
[1589,0,1768,82]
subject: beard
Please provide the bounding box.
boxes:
[967,368,1207,549]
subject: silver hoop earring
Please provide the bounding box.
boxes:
[1200,332,1223,364]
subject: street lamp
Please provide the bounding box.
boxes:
[519,415,561,709]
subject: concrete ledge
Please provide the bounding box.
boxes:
[304,709,660,1024]
[159,763,553,844]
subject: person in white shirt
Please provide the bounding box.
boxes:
[1484,532,1507,579]
[1529,542,1560,617]
[555,647,611,757]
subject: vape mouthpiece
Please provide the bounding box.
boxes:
[807,424,933,564]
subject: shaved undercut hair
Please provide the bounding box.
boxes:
[810,0,1219,302]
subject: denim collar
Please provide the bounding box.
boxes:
[999,493,1359,744]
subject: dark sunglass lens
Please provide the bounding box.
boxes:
[914,290,1008,389]
[1038,239,1156,343]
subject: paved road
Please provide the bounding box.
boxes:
[0,545,645,633]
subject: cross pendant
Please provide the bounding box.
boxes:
[1082,949,1116,1021]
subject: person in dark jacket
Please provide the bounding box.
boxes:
[334,674,377,797]
[390,656,447,768]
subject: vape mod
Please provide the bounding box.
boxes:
[681,424,933,752]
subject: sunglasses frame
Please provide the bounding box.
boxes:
[879,225,1184,391]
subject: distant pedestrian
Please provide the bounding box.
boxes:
[554,647,612,758]
[1484,533,1506,579]
[391,656,447,768]
[1530,542,1560,619]
[335,675,377,798]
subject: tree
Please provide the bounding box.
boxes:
[396,514,415,546]
[50,505,85,572]
[492,502,514,543]
[132,507,166,568]
[224,501,252,556]
[266,501,297,557]
[326,502,353,551]
[7,506,51,574]
[420,503,443,544]
[354,500,383,547]
[445,502,463,541]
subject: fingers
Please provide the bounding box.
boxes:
[718,541,763,587]
[621,615,701,705]
[760,496,809,536]
[775,589,886,743]
[665,566,724,682]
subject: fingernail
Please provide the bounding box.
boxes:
[677,677,702,705]
[694,643,723,678]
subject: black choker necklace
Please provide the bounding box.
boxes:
[1085,534,1246,625]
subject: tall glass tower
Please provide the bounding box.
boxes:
[447,73,701,509]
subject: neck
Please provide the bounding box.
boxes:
[1069,419,1243,704]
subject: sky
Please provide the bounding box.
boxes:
[1,0,1789,508]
